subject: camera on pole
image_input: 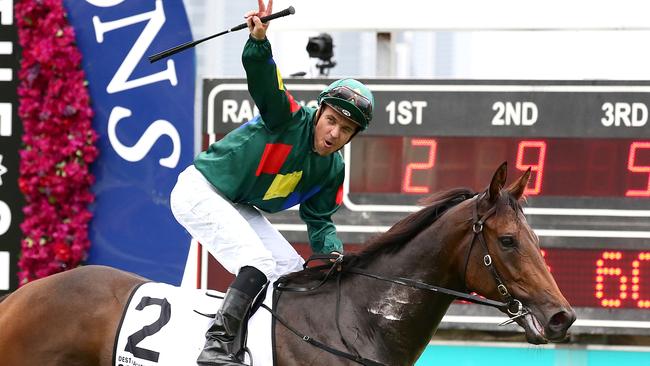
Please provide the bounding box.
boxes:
[306,33,336,76]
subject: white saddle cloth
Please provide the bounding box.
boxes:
[113,282,274,366]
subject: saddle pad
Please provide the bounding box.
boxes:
[113,282,274,366]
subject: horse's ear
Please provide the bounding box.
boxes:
[507,167,531,200]
[487,162,508,203]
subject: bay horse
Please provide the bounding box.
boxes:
[0,163,575,366]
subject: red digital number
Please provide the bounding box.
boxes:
[515,140,547,195]
[594,251,650,309]
[402,139,437,194]
[626,141,650,197]
[595,251,625,308]
[634,252,650,309]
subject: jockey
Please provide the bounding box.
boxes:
[169,1,374,365]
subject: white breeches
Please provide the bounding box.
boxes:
[170,165,304,282]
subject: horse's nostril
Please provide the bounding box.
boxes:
[548,311,573,331]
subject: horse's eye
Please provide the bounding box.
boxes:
[499,236,517,248]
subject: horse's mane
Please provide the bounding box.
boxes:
[344,187,476,266]
[281,187,476,285]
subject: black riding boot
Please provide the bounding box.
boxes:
[197,266,267,366]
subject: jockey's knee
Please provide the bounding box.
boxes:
[271,256,304,278]
[249,257,276,280]
[287,256,305,273]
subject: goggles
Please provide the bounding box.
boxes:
[324,86,373,123]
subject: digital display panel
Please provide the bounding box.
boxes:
[540,248,650,309]
[350,136,650,198]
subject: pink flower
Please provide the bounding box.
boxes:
[52,241,71,262]
[17,0,97,285]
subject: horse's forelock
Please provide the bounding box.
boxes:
[495,189,525,217]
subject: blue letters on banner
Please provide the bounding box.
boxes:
[63,0,195,284]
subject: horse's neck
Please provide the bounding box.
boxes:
[345,218,468,364]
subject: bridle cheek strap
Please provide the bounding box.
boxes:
[464,195,525,317]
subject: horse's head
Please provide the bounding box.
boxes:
[463,162,576,344]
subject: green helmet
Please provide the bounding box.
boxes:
[317,79,374,130]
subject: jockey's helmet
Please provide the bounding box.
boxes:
[317,79,374,131]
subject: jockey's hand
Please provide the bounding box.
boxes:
[330,251,342,261]
[245,0,273,41]
[330,251,343,271]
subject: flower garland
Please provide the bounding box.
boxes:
[15,0,98,284]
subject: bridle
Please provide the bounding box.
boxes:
[265,193,529,366]
[463,193,528,320]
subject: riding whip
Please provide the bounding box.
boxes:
[148,6,295,63]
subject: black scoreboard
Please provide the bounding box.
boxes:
[203,79,650,335]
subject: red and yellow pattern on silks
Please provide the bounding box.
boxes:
[256,142,303,201]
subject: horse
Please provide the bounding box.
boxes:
[0,162,575,366]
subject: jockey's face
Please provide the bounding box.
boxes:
[313,105,358,156]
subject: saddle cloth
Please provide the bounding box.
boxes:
[113,282,274,366]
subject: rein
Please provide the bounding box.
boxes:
[267,194,528,366]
